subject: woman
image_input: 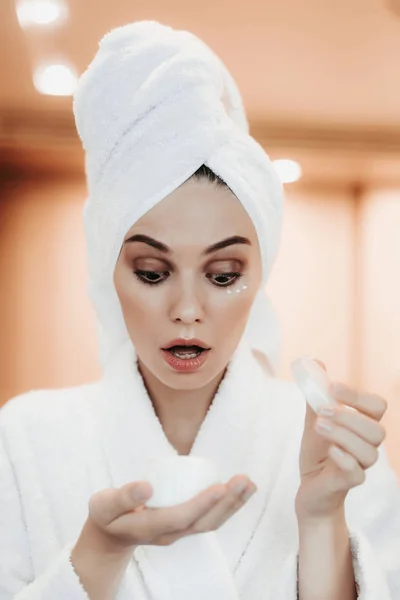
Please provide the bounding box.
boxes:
[1,20,400,600]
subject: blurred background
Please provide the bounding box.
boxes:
[0,0,399,472]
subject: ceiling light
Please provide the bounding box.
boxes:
[33,62,78,96]
[272,159,303,184]
[16,0,69,28]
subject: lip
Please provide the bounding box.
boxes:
[161,347,211,373]
[161,338,211,351]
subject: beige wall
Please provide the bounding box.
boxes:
[357,188,400,473]
[269,184,400,473]
[0,176,399,473]
[0,177,101,402]
[271,186,356,385]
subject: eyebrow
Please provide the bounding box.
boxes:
[123,234,251,255]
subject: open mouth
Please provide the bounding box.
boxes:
[163,345,207,360]
[161,339,211,372]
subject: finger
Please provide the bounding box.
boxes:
[315,418,379,469]
[187,477,256,534]
[329,383,388,422]
[153,530,185,546]
[327,445,366,490]
[314,359,327,372]
[89,481,153,526]
[133,483,228,539]
[322,406,386,446]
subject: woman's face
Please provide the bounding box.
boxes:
[113,179,262,390]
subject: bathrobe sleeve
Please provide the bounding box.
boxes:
[0,428,90,600]
[344,445,400,599]
[293,446,400,600]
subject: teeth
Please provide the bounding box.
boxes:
[171,351,200,359]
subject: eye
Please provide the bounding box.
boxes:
[206,272,243,287]
[134,270,170,285]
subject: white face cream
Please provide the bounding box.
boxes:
[144,456,221,508]
[290,356,337,414]
[226,282,249,295]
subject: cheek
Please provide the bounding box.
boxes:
[209,282,257,326]
[115,273,164,329]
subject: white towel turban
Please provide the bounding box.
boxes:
[73,21,284,373]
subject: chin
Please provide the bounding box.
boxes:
[159,364,225,391]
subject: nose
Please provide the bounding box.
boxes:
[169,280,205,325]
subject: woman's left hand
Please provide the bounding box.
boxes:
[295,361,388,522]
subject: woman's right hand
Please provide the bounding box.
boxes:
[87,475,257,551]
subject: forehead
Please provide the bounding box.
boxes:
[125,180,258,246]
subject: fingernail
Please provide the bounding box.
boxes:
[242,487,257,502]
[316,418,334,433]
[318,406,335,418]
[330,446,345,459]
[132,487,147,501]
[233,481,248,495]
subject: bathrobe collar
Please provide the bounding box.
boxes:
[96,338,285,598]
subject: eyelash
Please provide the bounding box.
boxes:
[133,270,243,288]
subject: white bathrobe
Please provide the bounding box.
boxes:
[1,339,400,600]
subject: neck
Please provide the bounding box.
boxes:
[137,361,226,455]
